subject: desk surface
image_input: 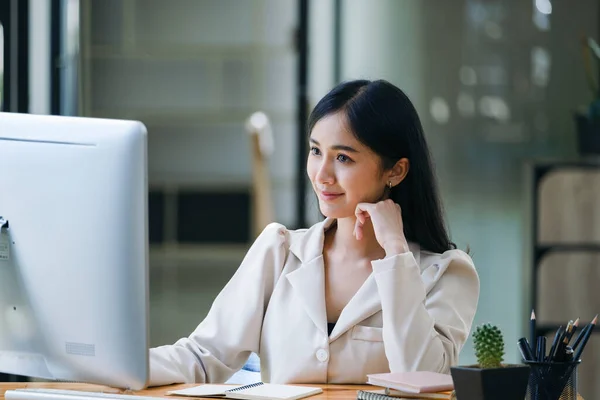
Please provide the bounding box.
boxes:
[0,383,373,400]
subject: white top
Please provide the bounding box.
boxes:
[148,218,480,386]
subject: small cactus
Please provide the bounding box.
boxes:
[473,323,504,369]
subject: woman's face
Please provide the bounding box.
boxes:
[307,112,388,219]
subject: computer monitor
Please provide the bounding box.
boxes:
[0,112,149,390]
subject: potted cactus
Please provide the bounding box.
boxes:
[450,323,530,400]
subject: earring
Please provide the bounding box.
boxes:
[388,181,393,189]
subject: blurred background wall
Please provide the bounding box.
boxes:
[2,0,600,397]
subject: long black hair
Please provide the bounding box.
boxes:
[307,79,456,254]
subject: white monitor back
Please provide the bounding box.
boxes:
[0,112,149,390]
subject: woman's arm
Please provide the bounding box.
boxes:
[148,223,289,386]
[372,250,479,373]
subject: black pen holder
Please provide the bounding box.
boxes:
[525,360,580,400]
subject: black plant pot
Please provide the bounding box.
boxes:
[450,364,530,400]
[574,113,600,156]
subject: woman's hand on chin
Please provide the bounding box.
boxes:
[354,199,410,256]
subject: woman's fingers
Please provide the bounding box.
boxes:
[354,203,374,240]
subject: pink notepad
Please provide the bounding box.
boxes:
[366,371,454,394]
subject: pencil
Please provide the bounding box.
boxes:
[530,310,536,359]
[573,316,593,351]
[566,318,580,344]
[573,315,597,362]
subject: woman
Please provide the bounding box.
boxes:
[149,79,480,386]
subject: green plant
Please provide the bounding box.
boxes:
[473,323,504,369]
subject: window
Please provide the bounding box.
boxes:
[0,22,4,110]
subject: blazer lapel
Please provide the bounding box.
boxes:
[286,219,423,341]
[285,218,334,336]
[329,241,422,341]
[329,273,381,341]
[286,255,327,335]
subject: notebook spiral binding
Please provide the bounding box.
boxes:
[356,390,394,400]
[227,382,265,392]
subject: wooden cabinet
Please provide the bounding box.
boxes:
[531,160,600,399]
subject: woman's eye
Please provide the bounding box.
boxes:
[310,147,320,155]
[337,154,351,163]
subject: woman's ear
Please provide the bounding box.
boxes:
[388,158,409,187]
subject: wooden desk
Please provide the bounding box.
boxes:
[0,382,372,400]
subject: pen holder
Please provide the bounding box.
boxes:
[525,360,580,400]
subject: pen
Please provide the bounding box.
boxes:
[557,318,579,362]
[548,325,564,362]
[565,318,580,344]
[536,336,546,362]
[563,320,574,343]
[565,346,574,362]
[518,337,535,361]
[555,320,574,362]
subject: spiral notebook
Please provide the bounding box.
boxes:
[166,382,323,400]
[357,389,452,400]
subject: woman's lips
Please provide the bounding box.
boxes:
[319,191,343,201]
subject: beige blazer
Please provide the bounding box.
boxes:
[149,218,480,386]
